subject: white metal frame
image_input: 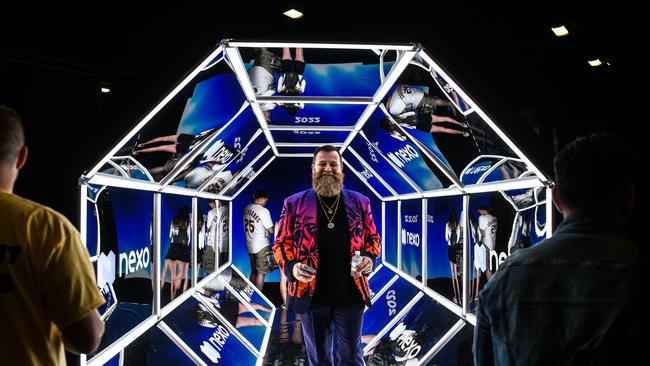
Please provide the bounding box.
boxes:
[79,40,556,365]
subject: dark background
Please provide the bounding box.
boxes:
[1,3,639,224]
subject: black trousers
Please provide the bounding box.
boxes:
[300,303,365,366]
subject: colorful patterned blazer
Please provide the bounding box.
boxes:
[273,188,381,313]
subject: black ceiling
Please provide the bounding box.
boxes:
[0,4,638,219]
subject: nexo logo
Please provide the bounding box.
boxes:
[466,164,491,175]
[118,246,150,276]
[401,229,420,247]
[201,324,230,364]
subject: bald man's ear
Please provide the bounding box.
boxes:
[16,145,28,170]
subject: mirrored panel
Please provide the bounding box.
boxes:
[220,148,274,198]
[379,51,533,181]
[162,108,261,191]
[90,187,154,359]
[426,195,465,306]
[160,194,194,302]
[368,265,396,300]
[342,149,394,198]
[400,199,423,280]
[363,108,454,190]
[348,136,417,195]
[363,277,421,346]
[271,129,350,144]
[103,53,249,183]
[85,184,104,257]
[161,295,260,365]
[363,295,458,364]
[422,323,474,366]
[201,199,231,277]
[276,146,321,155]
[196,270,271,353]
[237,46,393,99]
[267,104,367,126]
[384,201,399,267]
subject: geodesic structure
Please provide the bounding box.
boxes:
[80,40,553,365]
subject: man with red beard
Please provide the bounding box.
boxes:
[273,144,381,366]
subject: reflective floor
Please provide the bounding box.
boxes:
[262,308,308,365]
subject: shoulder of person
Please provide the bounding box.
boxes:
[285,189,312,203]
[343,189,370,203]
[13,195,75,231]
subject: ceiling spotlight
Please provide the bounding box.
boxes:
[551,25,569,37]
[588,59,602,67]
[283,9,303,19]
[101,87,111,93]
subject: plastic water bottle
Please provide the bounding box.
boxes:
[351,251,362,277]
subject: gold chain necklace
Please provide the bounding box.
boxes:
[319,193,340,214]
[317,193,340,229]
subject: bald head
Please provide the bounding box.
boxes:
[0,106,28,192]
[0,105,24,166]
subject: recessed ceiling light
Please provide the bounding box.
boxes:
[101,87,111,93]
[551,25,569,37]
[588,59,602,67]
[283,9,303,19]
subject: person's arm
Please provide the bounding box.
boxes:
[473,295,495,366]
[445,224,451,244]
[272,198,298,281]
[359,197,381,274]
[262,209,274,236]
[62,310,105,355]
[41,213,106,355]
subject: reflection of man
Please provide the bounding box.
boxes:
[243,191,275,291]
[385,85,468,136]
[248,48,280,121]
[0,106,105,363]
[273,145,381,366]
[204,200,229,273]
[474,134,640,365]
[477,206,497,281]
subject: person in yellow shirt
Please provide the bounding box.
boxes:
[0,105,105,365]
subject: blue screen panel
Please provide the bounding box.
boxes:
[400,199,423,280]
[426,196,464,303]
[365,296,457,364]
[163,296,258,365]
[101,188,153,281]
[160,194,194,286]
[188,132,269,192]
[424,323,472,366]
[348,136,416,195]
[86,200,99,257]
[268,104,366,126]
[363,277,421,336]
[196,278,268,352]
[271,130,350,144]
[363,108,451,190]
[384,201,398,267]
[221,149,274,197]
[368,265,396,298]
[342,150,393,198]
[220,267,274,322]
[276,146,321,155]
[177,73,247,136]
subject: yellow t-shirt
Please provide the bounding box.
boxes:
[0,191,105,366]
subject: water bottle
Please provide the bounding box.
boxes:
[351,251,362,277]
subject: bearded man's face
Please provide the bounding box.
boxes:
[312,150,344,197]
